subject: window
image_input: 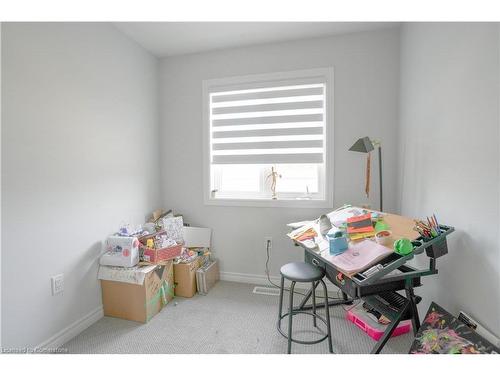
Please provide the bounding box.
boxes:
[203,68,333,207]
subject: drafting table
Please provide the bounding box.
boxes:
[290,208,454,354]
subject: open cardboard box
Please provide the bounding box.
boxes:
[173,226,213,298]
[98,261,174,323]
[174,257,202,298]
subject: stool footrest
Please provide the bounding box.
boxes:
[277,311,329,345]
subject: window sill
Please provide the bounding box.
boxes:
[204,197,333,208]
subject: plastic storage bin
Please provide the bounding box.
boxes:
[346,303,411,341]
[138,230,183,264]
[100,236,140,267]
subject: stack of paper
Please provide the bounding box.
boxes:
[326,240,393,275]
[347,213,375,239]
[287,224,318,242]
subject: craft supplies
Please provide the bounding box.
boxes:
[117,224,144,237]
[138,230,182,264]
[327,230,348,256]
[100,236,140,267]
[349,231,377,241]
[347,213,373,233]
[374,219,389,232]
[161,216,184,244]
[288,225,318,241]
[394,238,413,255]
[413,214,441,239]
[375,230,393,246]
[347,213,375,239]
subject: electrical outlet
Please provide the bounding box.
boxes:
[265,236,273,251]
[51,274,64,295]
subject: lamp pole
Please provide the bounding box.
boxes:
[378,145,383,212]
[348,136,383,212]
[370,139,383,212]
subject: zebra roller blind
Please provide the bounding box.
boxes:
[209,76,327,165]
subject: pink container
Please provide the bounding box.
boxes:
[138,230,183,264]
[346,305,411,341]
[141,244,182,264]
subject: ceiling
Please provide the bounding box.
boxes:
[113,22,398,58]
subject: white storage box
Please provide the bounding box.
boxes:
[183,226,212,248]
[100,236,140,268]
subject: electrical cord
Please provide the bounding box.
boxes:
[264,239,308,297]
[264,239,346,302]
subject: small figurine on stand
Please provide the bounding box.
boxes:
[266,166,282,200]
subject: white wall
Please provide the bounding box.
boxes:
[0,22,3,348]
[1,23,161,348]
[399,23,500,337]
[159,28,400,281]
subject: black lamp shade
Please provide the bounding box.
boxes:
[349,136,374,153]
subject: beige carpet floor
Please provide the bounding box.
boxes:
[63,281,413,354]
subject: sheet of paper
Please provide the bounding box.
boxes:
[327,206,365,227]
[287,222,318,240]
[323,239,393,275]
[286,220,314,229]
[315,235,330,253]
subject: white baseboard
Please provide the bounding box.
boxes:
[220,271,340,293]
[220,271,280,286]
[36,306,103,350]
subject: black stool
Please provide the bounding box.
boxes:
[277,261,333,354]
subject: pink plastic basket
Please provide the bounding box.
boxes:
[346,305,411,341]
[138,230,183,264]
[141,244,182,264]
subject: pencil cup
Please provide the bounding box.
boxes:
[425,238,448,258]
[375,230,393,246]
[327,231,348,256]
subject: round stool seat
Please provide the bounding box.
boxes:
[280,261,325,282]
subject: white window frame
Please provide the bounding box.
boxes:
[202,67,334,208]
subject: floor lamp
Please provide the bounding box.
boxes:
[349,136,383,211]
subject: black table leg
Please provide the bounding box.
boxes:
[405,286,421,334]
[296,282,353,311]
[370,300,410,354]
[342,291,353,305]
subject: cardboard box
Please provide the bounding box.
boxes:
[174,257,201,298]
[99,261,174,323]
